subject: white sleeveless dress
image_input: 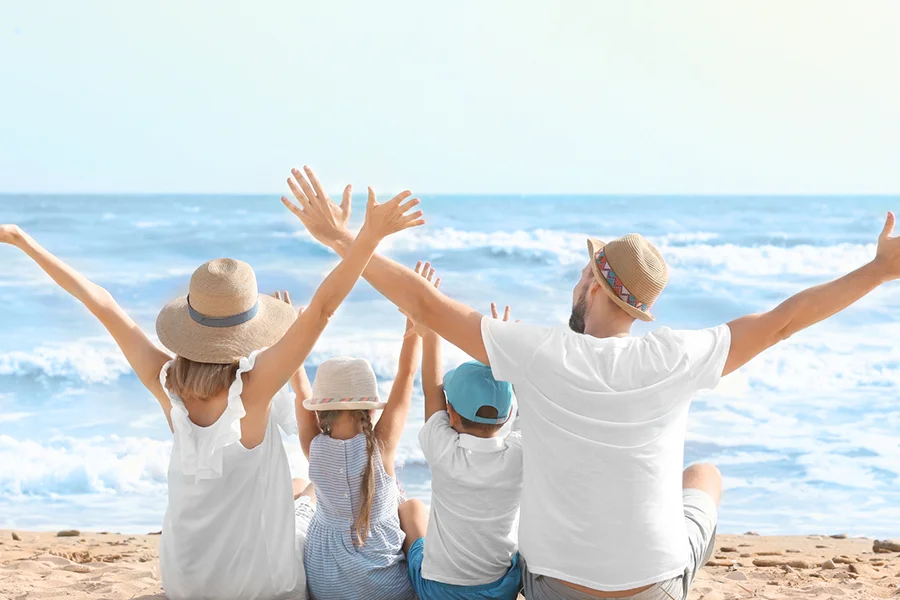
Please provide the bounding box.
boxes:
[158,350,310,600]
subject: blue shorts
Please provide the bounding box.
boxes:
[407,538,522,600]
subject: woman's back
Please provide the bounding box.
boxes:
[305,433,414,600]
[159,354,308,600]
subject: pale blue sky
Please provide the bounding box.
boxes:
[2,1,899,194]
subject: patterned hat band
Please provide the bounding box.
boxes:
[594,249,650,313]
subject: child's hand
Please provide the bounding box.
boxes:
[273,290,304,317]
[490,302,520,323]
[403,261,441,338]
[360,187,424,242]
[0,225,22,245]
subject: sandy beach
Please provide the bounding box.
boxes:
[0,530,896,599]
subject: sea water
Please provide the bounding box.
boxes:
[0,195,897,536]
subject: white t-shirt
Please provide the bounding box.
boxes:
[481,318,731,592]
[419,411,524,586]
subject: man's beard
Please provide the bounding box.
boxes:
[568,287,588,334]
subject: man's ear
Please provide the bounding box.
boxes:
[587,280,603,306]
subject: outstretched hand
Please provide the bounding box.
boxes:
[0,224,22,245]
[403,261,441,338]
[874,211,900,281]
[283,166,353,247]
[360,187,424,241]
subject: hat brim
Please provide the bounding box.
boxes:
[156,294,297,364]
[302,397,387,412]
[587,238,655,323]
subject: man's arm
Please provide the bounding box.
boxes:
[724,212,900,376]
[283,168,488,364]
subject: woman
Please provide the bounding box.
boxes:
[0,167,424,600]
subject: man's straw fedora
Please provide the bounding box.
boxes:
[587,234,669,322]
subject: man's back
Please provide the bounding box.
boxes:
[481,318,731,592]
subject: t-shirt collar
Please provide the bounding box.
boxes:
[457,432,506,452]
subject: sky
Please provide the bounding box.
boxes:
[1,1,899,195]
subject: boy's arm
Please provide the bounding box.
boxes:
[248,177,424,404]
[724,212,900,376]
[0,226,173,422]
[422,330,445,422]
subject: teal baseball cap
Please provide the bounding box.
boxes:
[443,361,514,424]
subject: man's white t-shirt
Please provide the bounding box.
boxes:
[480,318,731,592]
[419,411,524,586]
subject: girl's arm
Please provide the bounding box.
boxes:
[246,174,424,406]
[0,225,174,426]
[274,291,319,459]
[416,265,446,422]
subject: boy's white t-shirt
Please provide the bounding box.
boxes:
[481,317,731,592]
[419,411,524,586]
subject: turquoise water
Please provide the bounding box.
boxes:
[0,194,898,535]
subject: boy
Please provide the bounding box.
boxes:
[406,281,523,600]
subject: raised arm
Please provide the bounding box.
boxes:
[0,225,173,422]
[283,166,488,364]
[375,306,423,458]
[272,291,319,459]
[245,174,424,405]
[724,212,900,376]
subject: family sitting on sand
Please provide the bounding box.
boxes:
[2,166,899,600]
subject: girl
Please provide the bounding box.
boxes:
[293,263,433,600]
[0,166,424,600]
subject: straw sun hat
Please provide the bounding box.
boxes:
[303,357,386,411]
[587,234,669,322]
[156,258,296,364]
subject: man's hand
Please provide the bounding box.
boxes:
[872,211,900,282]
[0,224,23,246]
[282,166,353,247]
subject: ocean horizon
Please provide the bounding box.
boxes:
[1,194,898,536]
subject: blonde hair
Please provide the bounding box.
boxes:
[317,409,378,546]
[165,356,239,403]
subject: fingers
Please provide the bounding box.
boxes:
[286,176,310,210]
[398,197,420,214]
[284,290,292,305]
[400,219,425,231]
[503,305,511,322]
[491,302,499,319]
[281,196,307,222]
[433,277,441,289]
[414,260,423,275]
[386,190,413,207]
[367,187,377,211]
[421,262,431,280]
[341,184,352,215]
[303,166,326,200]
[274,290,281,301]
[881,211,896,241]
[291,168,318,205]
[426,267,435,283]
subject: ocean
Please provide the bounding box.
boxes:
[0,195,898,537]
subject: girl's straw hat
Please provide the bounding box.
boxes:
[156,258,296,364]
[587,234,669,322]
[303,357,385,411]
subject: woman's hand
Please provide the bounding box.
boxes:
[359,187,424,242]
[0,225,23,245]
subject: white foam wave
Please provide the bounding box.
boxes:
[0,341,132,384]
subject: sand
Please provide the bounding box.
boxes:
[0,530,897,599]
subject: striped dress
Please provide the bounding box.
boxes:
[304,433,416,600]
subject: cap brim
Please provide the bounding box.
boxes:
[156,294,297,363]
[587,238,655,322]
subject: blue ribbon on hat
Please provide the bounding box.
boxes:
[187,296,259,328]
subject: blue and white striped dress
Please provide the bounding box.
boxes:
[304,433,416,600]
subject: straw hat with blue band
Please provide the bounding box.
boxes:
[156,258,296,364]
[443,361,514,424]
[587,234,669,323]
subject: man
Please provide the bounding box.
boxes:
[282,167,900,600]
